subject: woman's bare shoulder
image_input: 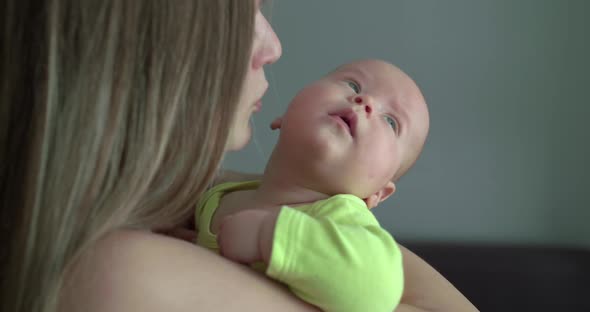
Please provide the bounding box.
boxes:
[60,229,317,312]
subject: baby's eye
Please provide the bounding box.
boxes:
[347,81,361,94]
[384,115,398,132]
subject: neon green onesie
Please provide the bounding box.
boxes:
[195,181,404,312]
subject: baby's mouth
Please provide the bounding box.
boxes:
[339,116,353,135]
[330,109,357,137]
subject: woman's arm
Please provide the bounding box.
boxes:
[396,244,479,311]
[60,230,319,312]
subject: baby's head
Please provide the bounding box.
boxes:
[269,59,429,208]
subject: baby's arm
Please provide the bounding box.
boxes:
[218,197,403,312]
[217,209,278,264]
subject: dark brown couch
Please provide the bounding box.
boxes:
[404,242,590,311]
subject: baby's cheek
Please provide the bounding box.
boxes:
[371,146,401,181]
[292,83,334,107]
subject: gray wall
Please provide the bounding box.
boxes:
[224,0,590,248]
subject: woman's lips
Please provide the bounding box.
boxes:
[253,100,262,112]
[253,84,268,112]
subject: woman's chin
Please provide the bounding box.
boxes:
[226,127,252,152]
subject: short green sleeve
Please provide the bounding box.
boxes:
[267,195,404,312]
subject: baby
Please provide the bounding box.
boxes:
[195,59,430,312]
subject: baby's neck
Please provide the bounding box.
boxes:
[253,176,329,209]
[251,146,332,209]
[248,153,330,208]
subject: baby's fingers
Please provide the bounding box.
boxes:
[218,211,267,263]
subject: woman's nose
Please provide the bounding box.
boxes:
[353,95,373,116]
[252,14,282,69]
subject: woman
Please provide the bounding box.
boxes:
[0,1,476,311]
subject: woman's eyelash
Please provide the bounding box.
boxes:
[346,80,361,94]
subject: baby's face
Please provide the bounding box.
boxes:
[277,59,429,198]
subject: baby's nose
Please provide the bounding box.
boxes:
[353,95,373,115]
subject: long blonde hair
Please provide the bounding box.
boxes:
[0,0,255,311]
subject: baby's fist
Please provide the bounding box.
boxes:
[218,210,275,264]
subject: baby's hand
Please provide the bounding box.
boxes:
[217,209,279,264]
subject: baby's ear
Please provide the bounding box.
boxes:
[270,117,283,130]
[364,181,396,209]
